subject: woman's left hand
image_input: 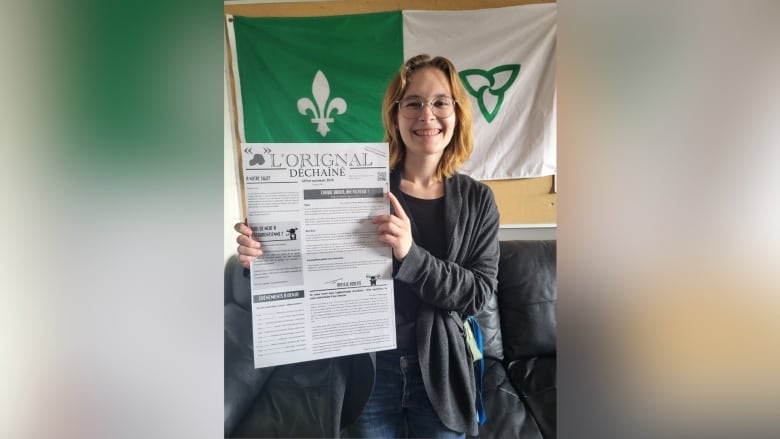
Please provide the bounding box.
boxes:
[372,192,413,261]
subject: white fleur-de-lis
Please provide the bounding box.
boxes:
[297,70,347,137]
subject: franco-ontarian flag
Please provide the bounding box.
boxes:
[227,4,556,180]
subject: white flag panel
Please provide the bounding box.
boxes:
[403,4,557,180]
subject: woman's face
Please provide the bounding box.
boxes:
[397,67,457,163]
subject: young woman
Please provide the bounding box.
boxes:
[234,54,500,438]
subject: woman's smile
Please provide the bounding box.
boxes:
[412,128,443,137]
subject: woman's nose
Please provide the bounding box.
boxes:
[419,103,435,120]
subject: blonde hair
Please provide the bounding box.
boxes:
[382,54,474,181]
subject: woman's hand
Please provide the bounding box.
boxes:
[234,221,263,269]
[372,192,413,261]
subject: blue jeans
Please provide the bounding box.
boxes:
[343,351,465,439]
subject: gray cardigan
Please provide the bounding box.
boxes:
[391,169,501,436]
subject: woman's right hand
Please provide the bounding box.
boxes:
[234,222,263,269]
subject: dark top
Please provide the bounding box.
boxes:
[393,192,446,353]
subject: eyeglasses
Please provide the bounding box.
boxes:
[396,96,457,119]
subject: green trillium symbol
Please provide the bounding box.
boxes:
[459,64,521,123]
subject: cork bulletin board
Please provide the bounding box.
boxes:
[225,0,557,225]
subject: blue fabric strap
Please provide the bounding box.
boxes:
[466,316,486,425]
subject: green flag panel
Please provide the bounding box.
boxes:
[233,12,403,142]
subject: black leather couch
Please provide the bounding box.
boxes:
[225,240,556,438]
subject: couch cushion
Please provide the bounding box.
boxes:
[231,359,333,437]
[232,355,373,438]
[471,358,543,439]
[508,356,556,438]
[497,240,556,360]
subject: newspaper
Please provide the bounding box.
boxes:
[240,143,396,368]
